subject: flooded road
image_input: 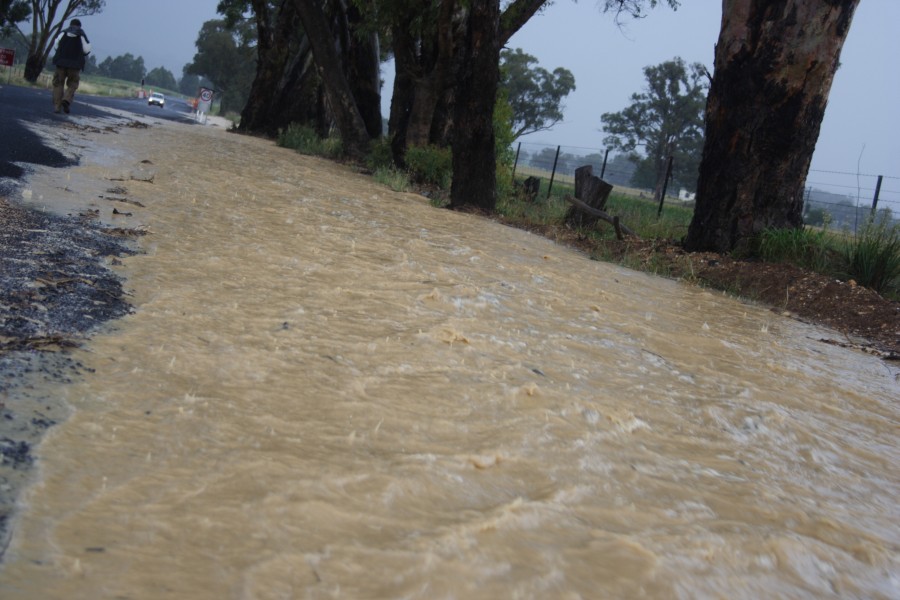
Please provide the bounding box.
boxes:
[1,117,898,598]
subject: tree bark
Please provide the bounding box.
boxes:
[450,0,500,211]
[239,0,316,136]
[387,0,547,164]
[387,1,461,160]
[293,0,371,160]
[344,3,381,139]
[684,0,859,253]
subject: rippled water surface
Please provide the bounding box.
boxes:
[2,118,898,599]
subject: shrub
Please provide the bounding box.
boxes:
[373,167,410,192]
[277,123,342,158]
[844,214,900,294]
[366,137,394,171]
[405,145,452,188]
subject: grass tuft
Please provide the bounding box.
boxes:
[277,124,342,158]
[843,214,900,295]
[373,167,411,192]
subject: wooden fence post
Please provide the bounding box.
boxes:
[512,142,521,179]
[547,145,561,199]
[656,155,674,218]
[870,175,883,214]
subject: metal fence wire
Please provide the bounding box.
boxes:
[511,141,899,233]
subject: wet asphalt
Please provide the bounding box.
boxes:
[0,84,197,188]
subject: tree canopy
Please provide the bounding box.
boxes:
[601,57,706,194]
[500,48,575,140]
[96,53,145,83]
[145,66,177,91]
[0,0,30,31]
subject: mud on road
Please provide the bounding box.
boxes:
[0,115,147,554]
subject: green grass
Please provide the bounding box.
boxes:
[758,226,835,273]
[844,214,900,295]
[497,177,692,242]
[277,124,343,158]
[373,167,411,192]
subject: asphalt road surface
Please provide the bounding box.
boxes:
[0,84,201,194]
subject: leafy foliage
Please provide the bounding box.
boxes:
[145,66,176,91]
[601,57,706,193]
[365,137,394,172]
[96,53,145,83]
[0,0,30,32]
[500,48,575,139]
[405,145,452,189]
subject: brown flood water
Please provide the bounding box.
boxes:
[1,114,898,599]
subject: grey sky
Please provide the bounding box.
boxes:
[82,1,897,201]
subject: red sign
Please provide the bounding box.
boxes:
[0,48,14,67]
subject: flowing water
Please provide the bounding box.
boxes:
[1,117,898,599]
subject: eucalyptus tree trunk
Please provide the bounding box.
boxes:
[387,0,547,165]
[684,0,859,253]
[340,2,382,139]
[239,0,321,136]
[293,0,371,160]
[449,0,500,211]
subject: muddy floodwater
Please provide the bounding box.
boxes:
[1,114,898,599]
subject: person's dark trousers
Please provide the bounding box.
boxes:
[52,67,81,113]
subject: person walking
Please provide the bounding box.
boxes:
[51,18,91,114]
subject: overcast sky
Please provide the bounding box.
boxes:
[82,1,898,203]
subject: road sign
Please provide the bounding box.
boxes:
[0,48,14,67]
[197,87,214,124]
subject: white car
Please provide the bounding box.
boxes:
[148,92,165,108]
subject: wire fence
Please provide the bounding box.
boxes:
[511,141,899,233]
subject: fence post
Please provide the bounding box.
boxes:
[512,142,521,179]
[599,148,610,179]
[656,155,674,218]
[870,175,883,214]
[547,145,561,199]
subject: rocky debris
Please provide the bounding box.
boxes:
[0,195,138,556]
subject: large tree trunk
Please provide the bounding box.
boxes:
[449,0,500,211]
[387,0,546,164]
[341,3,382,139]
[684,0,859,253]
[240,0,312,136]
[293,0,371,160]
[24,16,56,82]
[386,3,460,163]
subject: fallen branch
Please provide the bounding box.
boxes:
[564,195,639,240]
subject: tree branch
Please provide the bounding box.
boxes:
[499,0,548,46]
